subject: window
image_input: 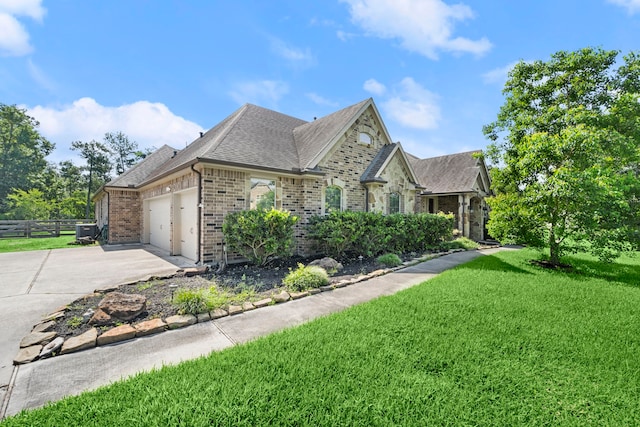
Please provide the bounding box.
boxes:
[389,192,401,214]
[250,178,276,210]
[325,185,342,213]
[359,132,372,145]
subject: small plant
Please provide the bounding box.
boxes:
[172,288,214,315]
[283,263,329,292]
[443,237,479,250]
[136,280,157,291]
[66,316,83,329]
[376,253,403,267]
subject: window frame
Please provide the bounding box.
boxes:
[249,177,276,210]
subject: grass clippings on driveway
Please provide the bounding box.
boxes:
[3,249,640,426]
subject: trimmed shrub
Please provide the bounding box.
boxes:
[308,211,454,258]
[376,253,403,267]
[283,263,329,292]
[223,208,299,266]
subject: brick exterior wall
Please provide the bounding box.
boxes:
[102,104,487,263]
[106,189,141,243]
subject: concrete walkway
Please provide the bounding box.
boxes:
[1,246,512,418]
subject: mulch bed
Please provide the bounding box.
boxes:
[50,253,417,339]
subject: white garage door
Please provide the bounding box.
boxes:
[175,189,198,261]
[148,195,171,253]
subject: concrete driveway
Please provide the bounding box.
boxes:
[0,244,195,415]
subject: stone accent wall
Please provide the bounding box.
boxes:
[319,106,388,212]
[373,151,417,214]
[107,190,141,243]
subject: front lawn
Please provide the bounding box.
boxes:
[3,249,640,426]
[0,235,91,253]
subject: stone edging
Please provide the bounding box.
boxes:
[14,249,472,365]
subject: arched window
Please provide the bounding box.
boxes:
[389,192,401,214]
[359,132,372,145]
[325,185,342,213]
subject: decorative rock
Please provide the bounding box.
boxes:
[14,345,42,365]
[369,269,386,277]
[88,308,112,326]
[60,328,97,355]
[253,298,272,308]
[211,308,228,319]
[319,285,334,292]
[97,292,147,321]
[242,301,256,311]
[42,311,65,322]
[309,257,343,272]
[228,305,243,315]
[197,312,211,323]
[165,314,197,329]
[39,336,64,358]
[82,308,95,323]
[20,331,57,348]
[32,320,56,333]
[355,275,369,283]
[308,288,321,295]
[134,318,166,337]
[333,281,349,289]
[184,266,208,277]
[290,291,309,300]
[97,324,137,345]
[272,291,290,303]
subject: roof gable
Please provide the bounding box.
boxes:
[409,150,489,194]
[294,98,395,170]
[106,144,177,188]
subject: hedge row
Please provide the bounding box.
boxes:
[307,211,454,258]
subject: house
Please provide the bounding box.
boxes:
[408,151,492,241]
[94,98,491,264]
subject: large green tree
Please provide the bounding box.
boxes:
[71,140,112,219]
[104,131,152,175]
[484,47,640,265]
[0,104,54,213]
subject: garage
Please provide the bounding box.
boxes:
[148,195,172,253]
[174,189,198,261]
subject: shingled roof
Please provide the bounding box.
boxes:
[409,150,487,194]
[106,145,177,188]
[118,98,383,187]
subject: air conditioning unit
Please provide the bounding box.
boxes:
[76,223,98,239]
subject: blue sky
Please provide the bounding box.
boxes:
[1,0,640,164]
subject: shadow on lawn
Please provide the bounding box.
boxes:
[458,253,534,275]
[562,256,640,287]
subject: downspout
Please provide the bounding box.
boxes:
[191,164,202,265]
[105,189,110,243]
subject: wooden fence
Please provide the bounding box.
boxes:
[0,219,94,238]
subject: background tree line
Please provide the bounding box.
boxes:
[0,103,152,220]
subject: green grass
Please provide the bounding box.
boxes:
[0,235,91,253]
[3,249,640,426]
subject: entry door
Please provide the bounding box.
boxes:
[148,195,171,253]
[175,189,198,261]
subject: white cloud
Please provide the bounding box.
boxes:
[306,92,339,107]
[27,58,56,91]
[336,30,357,41]
[363,78,387,96]
[381,77,440,129]
[270,38,315,67]
[228,80,289,107]
[340,0,491,59]
[0,0,45,56]
[482,60,532,85]
[608,0,640,13]
[27,98,202,163]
